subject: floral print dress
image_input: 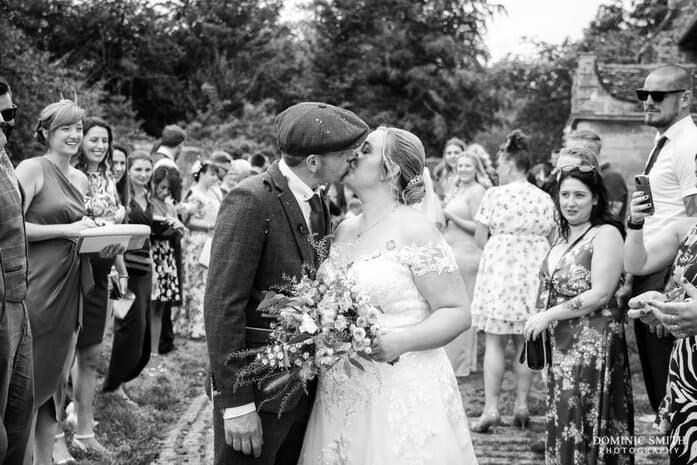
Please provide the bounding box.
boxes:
[539,230,634,465]
[151,197,181,304]
[174,187,220,339]
[84,171,121,225]
[471,181,555,334]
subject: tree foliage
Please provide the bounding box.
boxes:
[307,0,504,156]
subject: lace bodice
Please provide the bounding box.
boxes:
[323,242,458,329]
[301,241,478,465]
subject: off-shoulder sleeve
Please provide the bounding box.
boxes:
[398,242,458,276]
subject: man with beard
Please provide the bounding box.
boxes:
[0,78,33,464]
[628,64,697,413]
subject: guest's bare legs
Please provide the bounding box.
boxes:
[33,404,56,465]
[150,301,164,355]
[73,343,107,452]
[482,332,507,415]
[512,335,533,409]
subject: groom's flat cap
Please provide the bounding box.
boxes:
[275,102,369,157]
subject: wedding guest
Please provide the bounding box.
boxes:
[442,150,491,377]
[470,130,555,432]
[630,65,697,413]
[221,158,252,196]
[102,150,156,401]
[0,78,33,465]
[59,117,128,456]
[527,163,551,189]
[112,143,129,206]
[434,137,467,199]
[249,152,268,174]
[624,160,697,464]
[208,151,232,199]
[176,160,222,339]
[468,142,497,186]
[150,165,186,361]
[151,124,185,169]
[15,99,120,465]
[565,129,628,222]
[524,166,633,465]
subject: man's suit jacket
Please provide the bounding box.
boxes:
[204,161,330,413]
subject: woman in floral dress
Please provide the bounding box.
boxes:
[150,165,186,356]
[524,166,633,465]
[176,160,222,338]
[470,130,556,432]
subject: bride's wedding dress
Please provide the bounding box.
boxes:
[298,241,478,465]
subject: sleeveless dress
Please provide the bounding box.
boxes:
[538,229,634,465]
[24,157,86,410]
[657,223,697,464]
[471,181,555,334]
[298,242,478,465]
[150,197,181,303]
[442,183,484,376]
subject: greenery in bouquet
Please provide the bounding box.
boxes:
[227,263,382,413]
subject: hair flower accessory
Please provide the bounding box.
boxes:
[190,159,203,176]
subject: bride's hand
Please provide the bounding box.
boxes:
[370,329,407,364]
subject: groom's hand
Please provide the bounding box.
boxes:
[224,411,263,457]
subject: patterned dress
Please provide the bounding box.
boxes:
[151,197,181,304]
[174,187,220,338]
[299,242,478,465]
[79,171,123,348]
[658,223,697,464]
[539,229,634,465]
[471,181,555,334]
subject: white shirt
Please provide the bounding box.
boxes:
[223,158,316,420]
[644,115,697,244]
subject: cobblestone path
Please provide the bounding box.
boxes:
[154,394,668,465]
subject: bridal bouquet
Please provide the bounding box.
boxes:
[228,265,382,413]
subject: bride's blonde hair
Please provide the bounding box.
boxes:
[379,126,426,205]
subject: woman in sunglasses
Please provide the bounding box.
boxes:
[524,166,632,464]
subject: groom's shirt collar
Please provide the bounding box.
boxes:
[278,158,314,228]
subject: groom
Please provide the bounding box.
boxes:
[204,102,369,465]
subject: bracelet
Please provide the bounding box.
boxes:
[119,274,129,279]
[627,217,645,230]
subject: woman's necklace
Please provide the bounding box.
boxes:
[354,203,399,242]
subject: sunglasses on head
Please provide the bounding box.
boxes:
[0,105,17,122]
[636,89,686,103]
[556,164,596,181]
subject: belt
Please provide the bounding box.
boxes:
[245,326,273,345]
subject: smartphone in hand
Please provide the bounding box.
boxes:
[634,174,655,215]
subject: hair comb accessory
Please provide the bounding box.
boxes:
[405,174,424,191]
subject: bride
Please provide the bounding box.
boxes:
[298,127,479,464]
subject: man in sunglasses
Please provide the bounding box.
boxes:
[0,78,34,464]
[629,64,697,414]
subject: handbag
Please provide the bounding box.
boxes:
[520,225,594,371]
[124,249,152,275]
[519,330,552,370]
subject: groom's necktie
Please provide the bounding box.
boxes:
[308,192,327,236]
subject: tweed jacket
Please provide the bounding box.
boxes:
[204,161,330,412]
